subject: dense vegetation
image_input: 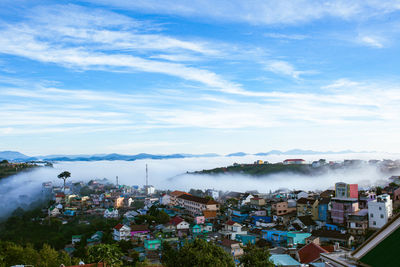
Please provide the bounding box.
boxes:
[192,163,319,176]
[0,160,39,179]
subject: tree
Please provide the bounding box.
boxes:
[87,244,123,267]
[39,244,59,267]
[58,171,71,193]
[162,239,235,267]
[239,244,273,267]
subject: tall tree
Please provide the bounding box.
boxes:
[239,244,274,267]
[87,244,123,267]
[57,171,71,193]
[162,238,235,267]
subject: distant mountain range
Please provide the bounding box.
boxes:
[0,149,375,162]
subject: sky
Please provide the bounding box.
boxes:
[1,0,400,155]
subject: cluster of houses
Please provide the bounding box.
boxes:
[41,163,400,266]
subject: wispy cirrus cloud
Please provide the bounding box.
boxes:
[84,0,400,25]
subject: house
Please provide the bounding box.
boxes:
[250,197,265,206]
[87,231,103,245]
[297,198,319,220]
[297,242,329,264]
[220,239,243,259]
[239,193,254,206]
[113,224,131,241]
[194,216,205,224]
[123,210,139,223]
[335,182,358,198]
[72,235,82,244]
[222,220,247,240]
[347,210,368,236]
[192,224,202,234]
[293,216,318,232]
[48,206,60,217]
[104,208,119,218]
[368,194,393,229]
[169,216,190,230]
[331,184,359,225]
[311,229,354,248]
[318,198,330,222]
[177,194,219,216]
[394,187,400,208]
[286,232,312,247]
[55,193,65,203]
[235,234,256,245]
[283,159,306,165]
[262,230,288,246]
[272,201,296,215]
[144,239,161,251]
[64,209,76,216]
[130,225,150,238]
[270,254,301,267]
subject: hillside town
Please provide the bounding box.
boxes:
[19,158,399,266]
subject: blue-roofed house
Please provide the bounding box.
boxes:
[235,234,256,245]
[262,230,288,246]
[286,232,311,247]
[270,254,301,266]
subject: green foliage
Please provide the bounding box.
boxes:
[0,162,38,179]
[194,163,315,176]
[88,244,123,267]
[131,200,145,210]
[162,239,235,267]
[189,189,204,197]
[239,244,273,267]
[0,241,77,267]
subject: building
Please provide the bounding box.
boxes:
[335,182,358,198]
[273,201,296,216]
[221,239,243,259]
[331,182,359,225]
[250,197,265,206]
[318,198,330,222]
[168,190,189,206]
[368,194,393,229]
[113,224,131,241]
[296,198,319,220]
[283,159,306,165]
[347,212,368,236]
[351,213,400,267]
[177,194,219,216]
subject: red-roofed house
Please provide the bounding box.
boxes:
[169,216,189,230]
[113,223,131,241]
[297,242,329,264]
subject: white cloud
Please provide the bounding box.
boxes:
[358,35,384,48]
[264,60,304,79]
[84,0,400,25]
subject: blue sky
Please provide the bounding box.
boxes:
[1,0,400,155]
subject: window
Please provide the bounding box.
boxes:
[373,221,376,225]
[370,213,373,218]
[379,207,382,211]
[380,214,384,219]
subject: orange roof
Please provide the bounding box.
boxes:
[203,210,217,219]
[297,242,329,263]
[170,190,188,197]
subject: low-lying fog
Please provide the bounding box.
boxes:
[1,152,399,217]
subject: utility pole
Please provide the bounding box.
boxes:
[145,164,148,195]
[116,176,119,187]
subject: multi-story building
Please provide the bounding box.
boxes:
[177,194,219,216]
[335,182,358,198]
[331,182,359,224]
[272,201,296,216]
[368,194,392,228]
[297,198,319,220]
[318,198,330,222]
[168,190,189,206]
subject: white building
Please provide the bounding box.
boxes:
[104,208,119,218]
[144,185,155,195]
[113,224,131,241]
[368,194,392,229]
